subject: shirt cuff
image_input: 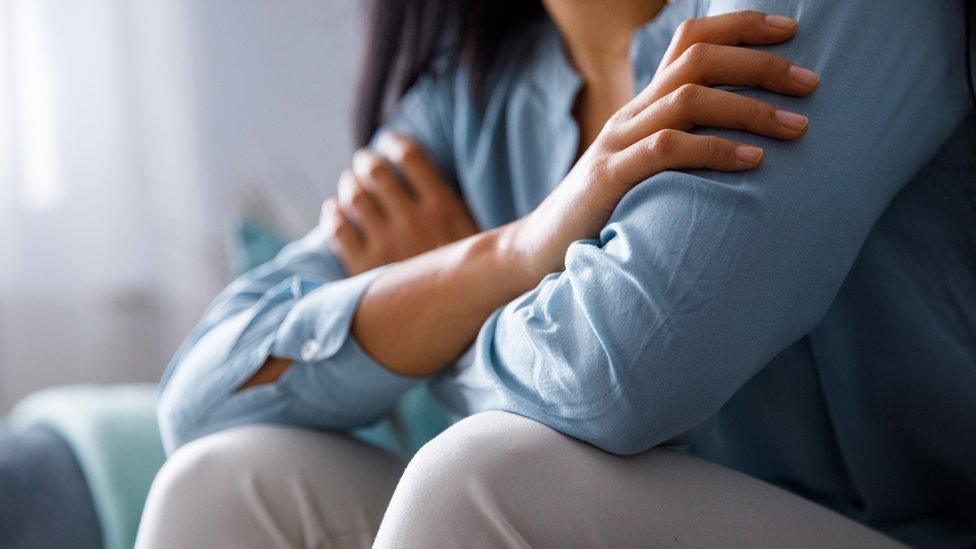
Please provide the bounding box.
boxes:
[272,267,387,362]
[271,266,420,414]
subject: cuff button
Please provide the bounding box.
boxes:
[300,340,321,361]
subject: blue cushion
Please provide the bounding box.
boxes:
[0,424,102,549]
[8,385,166,549]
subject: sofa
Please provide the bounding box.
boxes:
[0,219,455,548]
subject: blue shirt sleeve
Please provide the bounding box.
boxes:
[156,229,408,452]
[158,66,459,453]
[432,0,972,455]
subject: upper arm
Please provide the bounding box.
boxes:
[436,0,972,454]
[651,0,972,341]
[695,0,970,209]
[375,64,459,188]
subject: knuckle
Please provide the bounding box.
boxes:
[600,110,631,145]
[681,41,711,64]
[669,83,703,109]
[364,157,387,181]
[736,10,764,24]
[703,136,723,158]
[330,217,349,237]
[647,129,681,157]
[752,98,776,120]
[674,19,696,41]
[605,154,629,186]
[758,50,787,72]
[606,108,630,129]
[390,139,423,165]
[349,188,370,209]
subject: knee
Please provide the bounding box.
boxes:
[146,425,252,502]
[404,411,546,489]
[376,411,571,545]
[137,426,264,546]
[138,424,405,548]
[137,425,323,548]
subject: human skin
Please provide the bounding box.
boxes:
[243,5,818,387]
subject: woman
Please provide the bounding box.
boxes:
[138,0,975,547]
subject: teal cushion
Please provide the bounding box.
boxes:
[2,220,458,549]
[353,384,456,457]
[230,218,289,273]
[8,385,165,549]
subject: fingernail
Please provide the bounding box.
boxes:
[734,146,764,164]
[765,15,796,30]
[775,109,808,131]
[790,65,820,87]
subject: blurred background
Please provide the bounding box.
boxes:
[0,0,362,412]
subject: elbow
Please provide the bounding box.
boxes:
[571,425,653,456]
[572,413,715,456]
[157,384,207,454]
[539,366,714,457]
[155,350,247,454]
[564,408,678,457]
[156,374,273,454]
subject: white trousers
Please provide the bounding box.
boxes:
[136,411,903,548]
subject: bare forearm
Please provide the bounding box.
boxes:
[351,224,535,377]
[348,12,817,380]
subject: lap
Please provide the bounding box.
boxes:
[376,411,903,548]
[136,424,405,549]
[137,414,903,548]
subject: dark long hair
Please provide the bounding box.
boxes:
[354,0,545,147]
[967,0,976,110]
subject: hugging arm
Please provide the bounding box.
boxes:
[155,72,458,453]
[431,0,971,454]
[155,231,417,453]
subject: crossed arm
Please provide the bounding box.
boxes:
[350,0,970,454]
[158,0,969,455]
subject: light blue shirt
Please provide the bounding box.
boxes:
[158,0,975,544]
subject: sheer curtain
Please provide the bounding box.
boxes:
[0,0,361,411]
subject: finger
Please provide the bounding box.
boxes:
[612,129,763,185]
[337,169,385,237]
[352,148,413,214]
[666,43,817,97]
[618,84,808,146]
[659,11,798,69]
[626,43,818,118]
[375,132,453,204]
[322,198,365,254]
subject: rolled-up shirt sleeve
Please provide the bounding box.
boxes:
[158,68,458,453]
[156,229,415,452]
[433,0,972,455]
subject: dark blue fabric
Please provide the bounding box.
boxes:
[0,425,102,549]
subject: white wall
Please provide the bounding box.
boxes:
[0,0,363,412]
[191,0,364,237]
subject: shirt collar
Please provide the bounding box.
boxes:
[525,0,700,111]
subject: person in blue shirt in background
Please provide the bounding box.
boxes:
[137,1,975,547]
